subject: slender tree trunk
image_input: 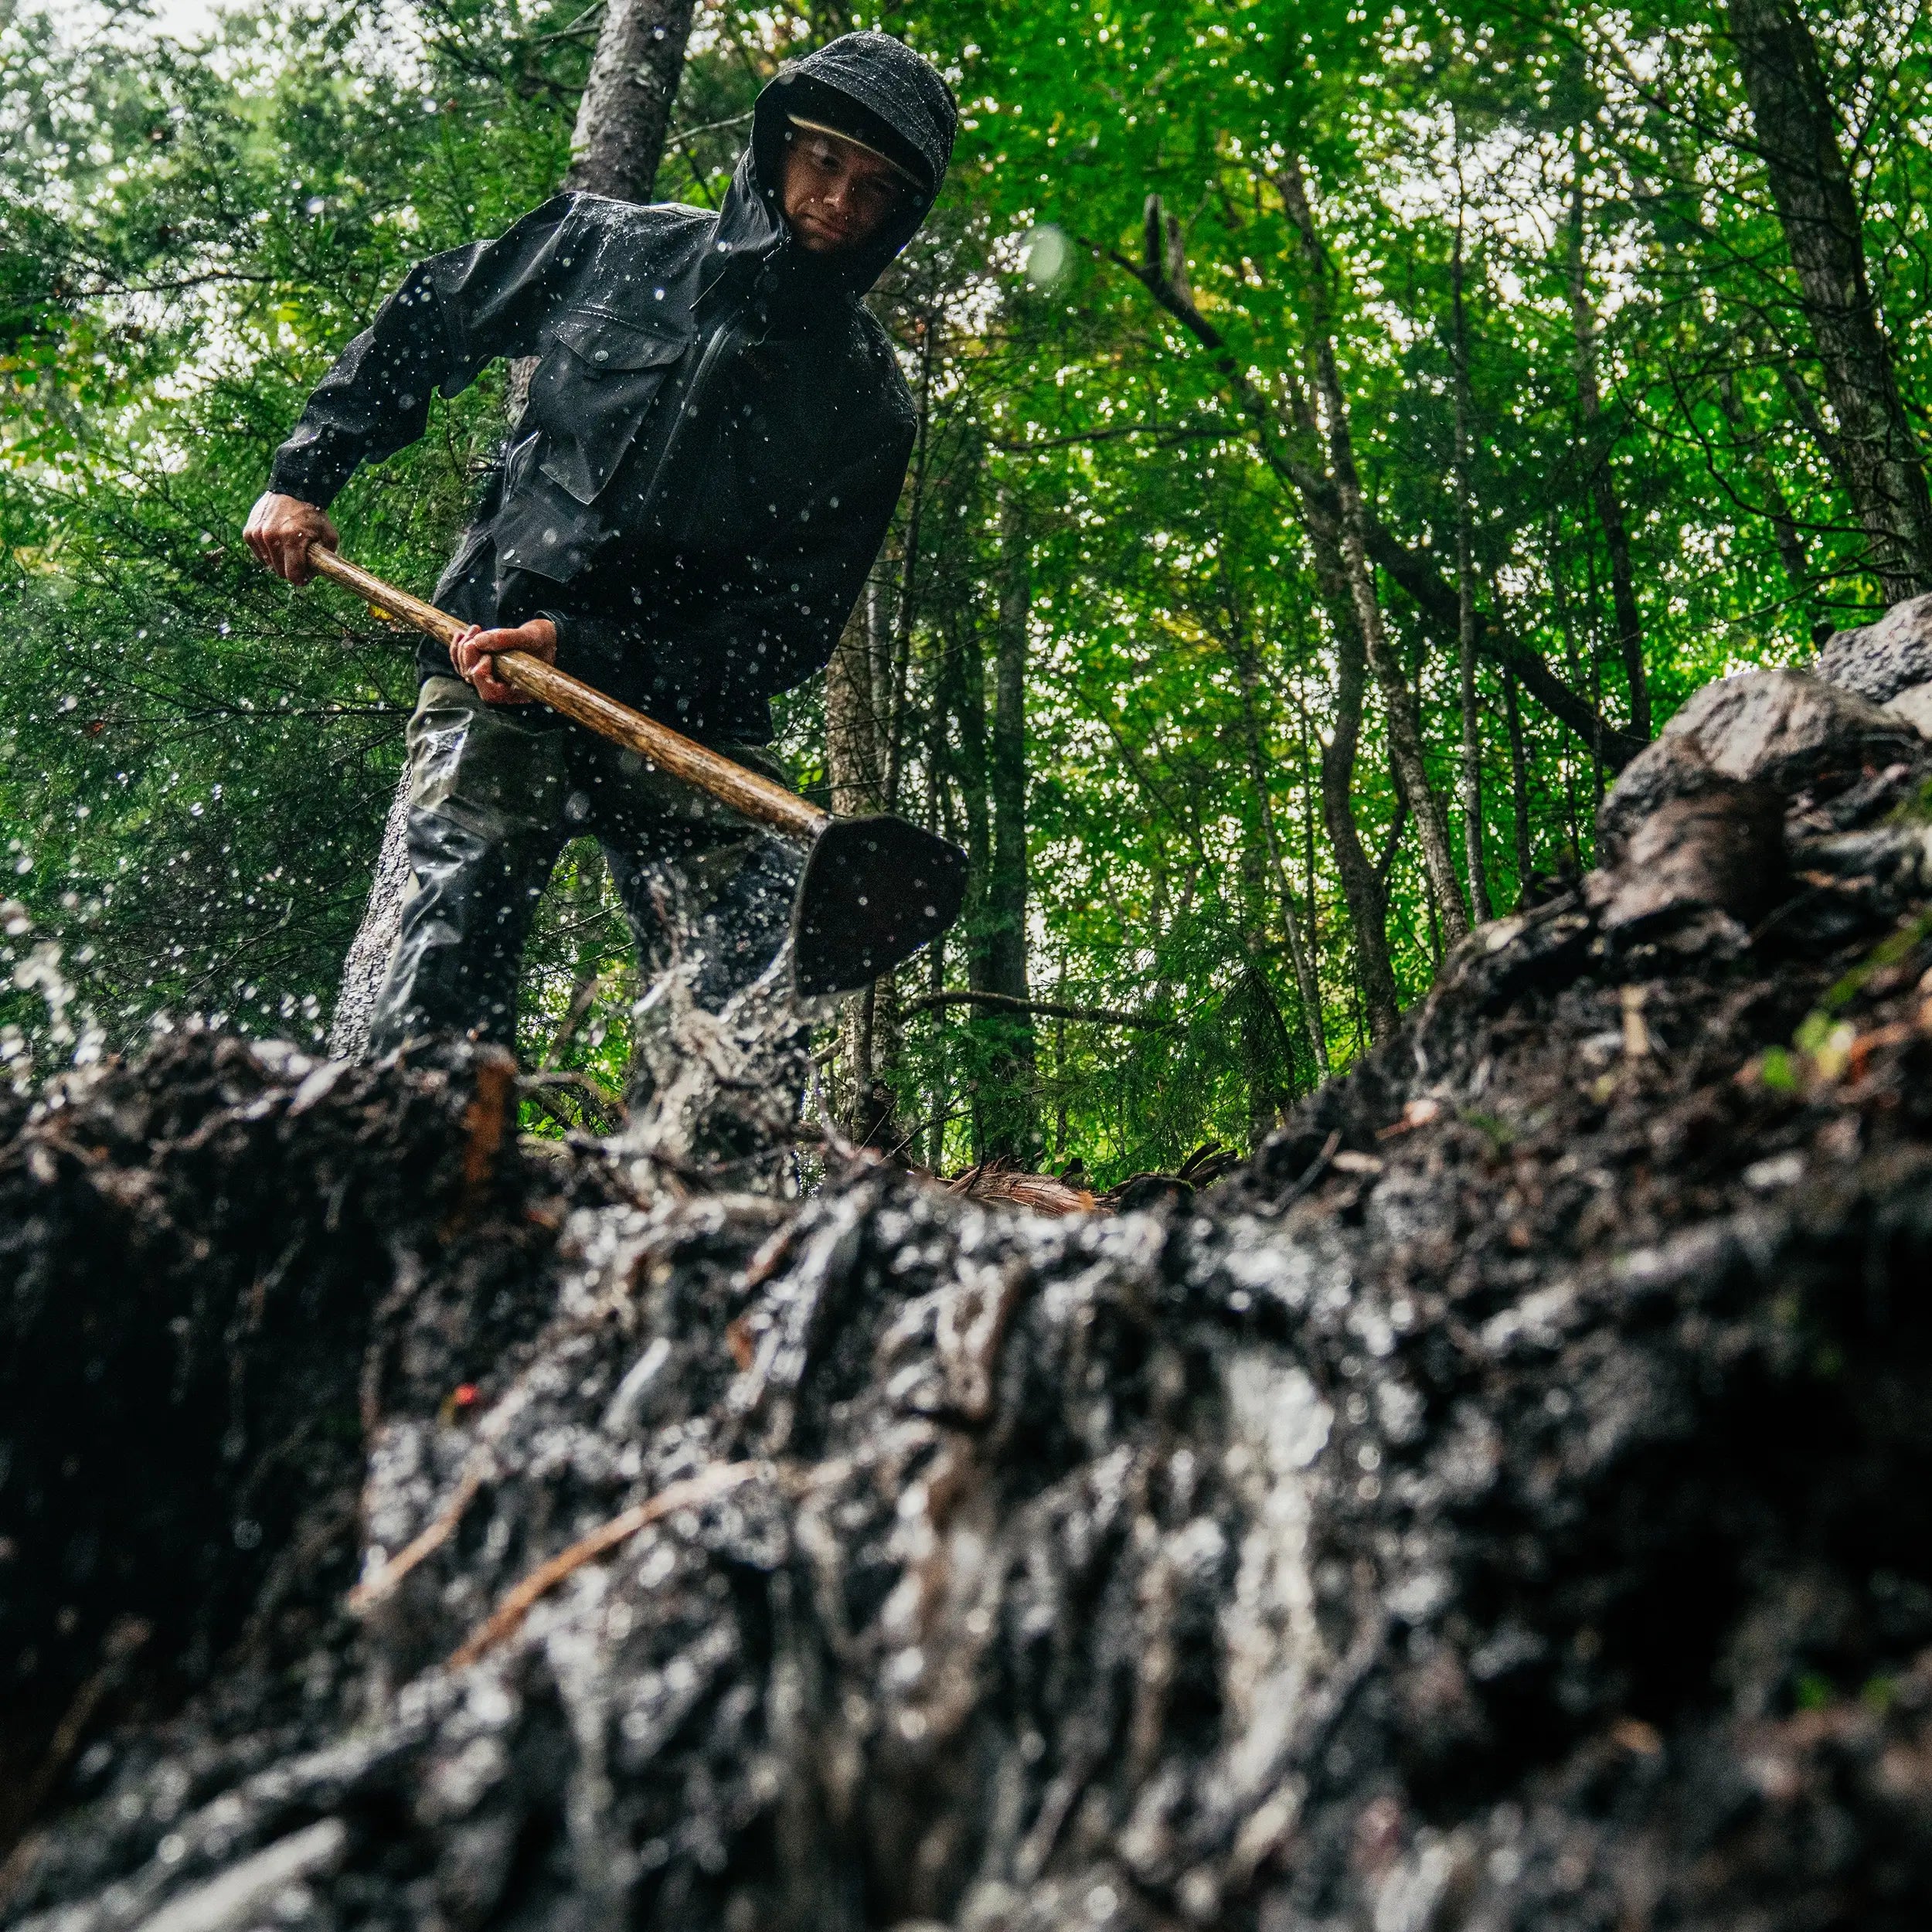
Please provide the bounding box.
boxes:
[1268,349,1400,1036]
[1281,444,1400,1041]
[950,617,992,986]
[1584,549,1607,810]
[883,319,934,815]
[923,613,954,1173]
[980,490,1036,1162]
[328,0,699,1060]
[1726,0,1932,600]
[1503,663,1533,903]
[1277,154,1471,952]
[1450,160,1493,923]
[828,588,886,821]
[1233,635,1327,1072]
[1567,155,1649,739]
[828,585,893,1138]
[1317,594,1400,1044]
[1295,677,1322,1001]
[1547,518,1604,795]
[1718,369,1812,600]
[326,786,411,1057]
[944,604,992,1161]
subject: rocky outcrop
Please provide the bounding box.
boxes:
[4,643,1932,1931]
[1819,594,1932,737]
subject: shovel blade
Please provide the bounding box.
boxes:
[791,815,968,998]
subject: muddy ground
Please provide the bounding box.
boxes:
[3,662,1932,1930]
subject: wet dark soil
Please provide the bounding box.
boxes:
[3,669,1932,1931]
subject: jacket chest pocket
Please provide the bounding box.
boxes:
[528,310,689,505]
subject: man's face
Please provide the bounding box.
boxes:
[780,129,910,256]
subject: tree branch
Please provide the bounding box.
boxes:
[1085,216,1649,768]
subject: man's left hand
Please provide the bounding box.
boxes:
[451,617,557,705]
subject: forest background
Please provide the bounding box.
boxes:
[0,0,1925,1179]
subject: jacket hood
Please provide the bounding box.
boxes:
[706,32,957,306]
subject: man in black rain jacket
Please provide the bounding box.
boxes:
[246,32,956,1060]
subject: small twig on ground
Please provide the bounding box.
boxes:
[447,1461,764,1669]
[348,1461,489,1614]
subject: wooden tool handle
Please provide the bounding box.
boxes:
[306,544,825,842]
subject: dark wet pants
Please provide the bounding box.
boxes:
[366,675,801,1057]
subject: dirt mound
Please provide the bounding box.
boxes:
[3,664,1932,1930]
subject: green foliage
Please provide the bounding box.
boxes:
[1,0,1927,1179]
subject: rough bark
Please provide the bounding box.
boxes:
[1726,0,1932,600]
[563,0,699,203]
[326,0,699,1063]
[324,781,409,1058]
[1567,157,1651,740]
[1275,156,1471,952]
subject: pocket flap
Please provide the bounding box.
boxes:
[551,311,687,372]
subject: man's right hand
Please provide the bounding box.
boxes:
[244,492,338,584]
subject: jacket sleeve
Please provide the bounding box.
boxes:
[546,428,911,731]
[267,195,581,509]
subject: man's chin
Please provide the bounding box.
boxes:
[793,223,853,256]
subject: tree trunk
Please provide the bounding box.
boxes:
[1263,329,1400,1037]
[1281,443,1401,1043]
[1503,662,1533,903]
[325,783,410,1058]
[1567,154,1651,740]
[1318,590,1400,1045]
[1277,155,1471,953]
[1726,0,1932,600]
[1718,369,1813,603]
[827,583,896,1141]
[943,605,993,1161]
[1450,169,1493,924]
[979,490,1036,1162]
[326,0,699,1062]
[562,0,699,202]
[1233,638,1327,1071]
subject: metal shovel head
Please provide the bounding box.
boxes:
[791,814,968,998]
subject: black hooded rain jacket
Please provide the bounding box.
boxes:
[267,32,957,744]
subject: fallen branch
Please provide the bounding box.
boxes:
[348,1461,488,1614]
[903,989,1166,1029]
[447,1461,764,1669]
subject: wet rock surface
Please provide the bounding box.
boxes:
[1818,596,1932,706]
[4,657,1932,1930]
